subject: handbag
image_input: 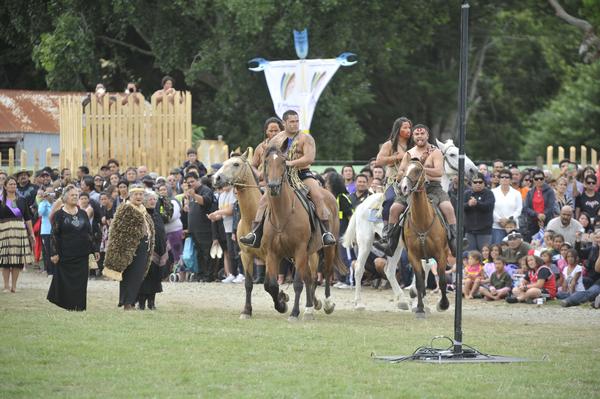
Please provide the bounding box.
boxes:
[181,237,198,273]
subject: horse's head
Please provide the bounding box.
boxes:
[264,146,287,196]
[399,158,425,196]
[213,148,251,188]
[436,138,478,180]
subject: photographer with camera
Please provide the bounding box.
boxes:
[121,82,142,106]
[38,187,56,276]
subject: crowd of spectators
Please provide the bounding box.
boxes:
[1,118,599,311]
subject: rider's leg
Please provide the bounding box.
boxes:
[304,178,336,246]
[239,192,268,247]
[374,200,406,256]
[439,200,460,256]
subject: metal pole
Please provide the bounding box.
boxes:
[454,0,469,355]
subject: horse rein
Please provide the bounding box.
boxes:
[229,160,261,189]
[441,146,459,174]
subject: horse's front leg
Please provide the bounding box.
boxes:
[408,254,426,318]
[265,254,288,314]
[289,262,304,321]
[240,253,254,319]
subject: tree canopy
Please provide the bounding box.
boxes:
[1,0,598,162]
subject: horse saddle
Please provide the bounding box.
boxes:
[293,189,318,234]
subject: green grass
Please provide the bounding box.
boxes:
[1,287,599,399]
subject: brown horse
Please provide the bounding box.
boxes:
[262,145,345,321]
[212,149,290,318]
[399,159,450,318]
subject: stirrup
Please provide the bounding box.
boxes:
[239,232,259,248]
[322,232,336,246]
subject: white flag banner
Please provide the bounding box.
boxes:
[261,59,341,133]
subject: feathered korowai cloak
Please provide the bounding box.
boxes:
[102,202,155,281]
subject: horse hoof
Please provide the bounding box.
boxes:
[303,309,315,321]
[239,313,252,320]
[398,302,409,311]
[415,311,426,319]
[409,288,417,299]
[281,292,289,302]
[354,303,366,311]
[276,302,288,314]
[314,299,322,311]
[437,301,449,312]
[324,302,335,314]
[288,315,299,322]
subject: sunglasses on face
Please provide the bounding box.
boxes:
[533,177,544,181]
[586,181,596,185]
[472,180,484,184]
[500,175,510,179]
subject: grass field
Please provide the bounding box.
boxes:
[1,272,599,398]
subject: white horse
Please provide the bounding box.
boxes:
[342,139,477,311]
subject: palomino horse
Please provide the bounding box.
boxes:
[262,145,345,321]
[213,149,287,318]
[399,159,450,318]
[342,139,475,311]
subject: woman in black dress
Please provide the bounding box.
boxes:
[137,191,166,310]
[0,176,34,293]
[47,185,99,311]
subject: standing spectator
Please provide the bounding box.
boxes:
[325,172,353,285]
[185,173,215,282]
[137,191,166,310]
[341,165,356,195]
[109,173,120,187]
[103,184,155,310]
[114,180,129,208]
[546,206,584,246]
[60,168,72,186]
[0,170,7,198]
[93,175,105,194]
[38,187,56,276]
[575,175,600,220]
[0,176,34,293]
[153,75,181,105]
[464,172,495,251]
[492,159,505,175]
[491,169,522,244]
[509,167,521,191]
[98,191,116,274]
[370,177,384,194]
[554,177,574,210]
[372,165,385,182]
[349,174,370,208]
[137,166,149,180]
[158,184,184,270]
[121,82,142,106]
[76,166,90,182]
[559,159,582,198]
[15,169,38,210]
[522,169,557,242]
[81,175,100,204]
[47,185,99,311]
[181,148,208,179]
[107,159,120,176]
[209,183,241,283]
[518,173,531,201]
[125,167,138,184]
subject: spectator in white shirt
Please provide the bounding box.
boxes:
[491,169,523,244]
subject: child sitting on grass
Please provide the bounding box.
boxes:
[507,254,557,303]
[479,256,512,301]
[463,250,484,299]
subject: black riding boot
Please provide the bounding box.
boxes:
[320,220,336,247]
[239,219,264,248]
[373,222,401,257]
[253,265,265,284]
[448,224,467,257]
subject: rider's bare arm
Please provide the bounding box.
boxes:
[287,134,316,169]
[251,143,263,169]
[395,152,410,181]
[375,141,398,167]
[423,149,443,179]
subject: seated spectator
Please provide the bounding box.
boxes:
[483,244,502,278]
[502,230,530,267]
[463,250,484,299]
[540,249,559,281]
[479,256,512,300]
[507,254,556,303]
[557,249,585,299]
[181,148,207,178]
[545,205,584,246]
[561,231,600,308]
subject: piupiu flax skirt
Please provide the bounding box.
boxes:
[0,219,33,269]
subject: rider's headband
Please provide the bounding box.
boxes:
[413,127,428,134]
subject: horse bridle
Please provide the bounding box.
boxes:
[401,160,426,195]
[227,159,260,189]
[441,145,460,174]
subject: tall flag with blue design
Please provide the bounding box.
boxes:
[249,29,356,133]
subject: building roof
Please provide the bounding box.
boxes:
[0,89,86,134]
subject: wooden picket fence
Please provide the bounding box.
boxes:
[0,148,54,175]
[58,92,192,176]
[546,145,598,172]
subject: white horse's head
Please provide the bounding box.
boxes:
[436,138,478,179]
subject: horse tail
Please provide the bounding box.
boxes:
[333,245,349,276]
[342,212,357,249]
